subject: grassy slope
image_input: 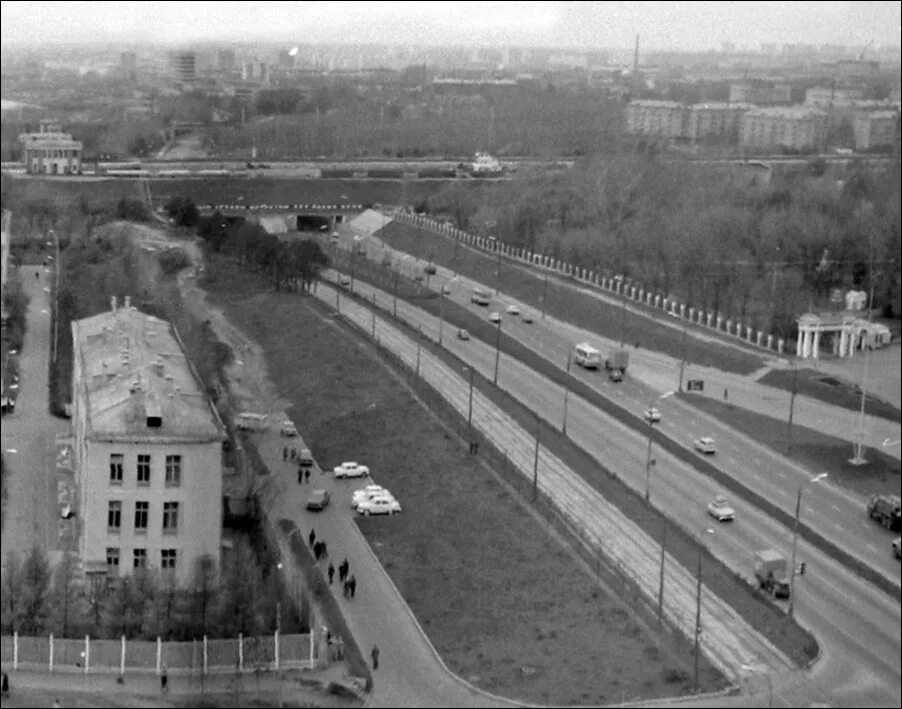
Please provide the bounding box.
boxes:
[201,256,726,705]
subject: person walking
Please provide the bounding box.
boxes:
[342,579,350,598]
[339,558,349,583]
[308,528,316,548]
[160,665,168,695]
[304,468,311,484]
[371,644,380,670]
[349,575,357,598]
[283,446,288,461]
[327,562,335,585]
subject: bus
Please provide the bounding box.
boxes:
[574,343,602,369]
[470,288,492,306]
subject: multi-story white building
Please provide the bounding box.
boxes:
[624,100,687,139]
[740,106,829,151]
[18,120,82,176]
[71,297,226,585]
[854,110,900,150]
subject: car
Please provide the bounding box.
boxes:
[442,284,452,294]
[608,369,623,383]
[489,312,502,323]
[707,494,735,522]
[306,489,331,511]
[279,420,298,437]
[352,484,389,508]
[339,275,351,288]
[521,312,534,323]
[357,495,402,516]
[694,436,717,454]
[893,537,902,561]
[425,263,437,275]
[505,304,520,315]
[333,461,370,479]
[644,407,662,423]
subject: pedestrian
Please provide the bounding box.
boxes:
[635,341,640,350]
[160,665,168,695]
[290,448,297,461]
[339,558,349,582]
[723,387,729,406]
[298,467,304,484]
[304,468,311,484]
[313,541,322,560]
[308,528,316,549]
[328,562,335,585]
[336,635,345,660]
[349,574,357,598]
[283,446,288,461]
[371,644,380,670]
[343,579,350,598]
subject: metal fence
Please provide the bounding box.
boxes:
[1,631,314,674]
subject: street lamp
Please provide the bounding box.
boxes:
[644,391,675,503]
[788,473,828,617]
[562,352,572,435]
[492,318,502,386]
[785,359,799,456]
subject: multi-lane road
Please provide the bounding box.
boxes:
[311,215,902,706]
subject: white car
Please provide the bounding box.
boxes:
[279,420,298,437]
[644,407,662,423]
[694,436,717,454]
[707,495,735,522]
[521,312,534,323]
[357,495,402,516]
[489,312,502,323]
[333,461,370,479]
[505,304,520,315]
[352,485,389,508]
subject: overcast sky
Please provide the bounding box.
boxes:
[2,1,900,51]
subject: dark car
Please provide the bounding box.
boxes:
[306,489,331,511]
[425,263,437,275]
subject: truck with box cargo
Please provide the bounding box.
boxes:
[754,549,791,599]
[605,348,629,374]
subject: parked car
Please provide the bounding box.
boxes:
[694,436,717,454]
[339,275,351,288]
[357,495,402,516]
[707,495,735,522]
[489,312,502,323]
[442,284,452,294]
[352,485,389,508]
[644,407,662,423]
[333,461,370,479]
[505,304,520,315]
[457,328,470,341]
[280,420,298,437]
[425,263,437,275]
[306,489,331,511]
[521,312,534,323]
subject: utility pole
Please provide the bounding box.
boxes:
[371,293,376,338]
[619,280,628,347]
[532,415,541,502]
[694,547,702,693]
[786,361,798,456]
[677,321,688,392]
[541,272,549,320]
[393,270,398,318]
[467,367,475,432]
[493,320,502,385]
[657,517,667,631]
[416,326,422,376]
[562,352,572,435]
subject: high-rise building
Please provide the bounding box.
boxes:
[169,50,196,84]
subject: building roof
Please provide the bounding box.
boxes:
[745,106,828,119]
[72,303,225,443]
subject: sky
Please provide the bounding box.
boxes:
[1,1,900,51]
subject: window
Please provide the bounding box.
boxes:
[161,549,177,570]
[163,502,179,533]
[106,547,120,569]
[137,454,151,485]
[133,548,147,569]
[165,455,181,487]
[134,501,149,532]
[108,501,122,530]
[109,454,123,484]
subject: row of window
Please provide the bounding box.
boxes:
[108,500,179,532]
[107,547,177,570]
[110,453,181,486]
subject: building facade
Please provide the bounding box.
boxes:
[18,120,82,175]
[624,100,687,139]
[71,298,226,585]
[169,50,197,85]
[729,82,792,105]
[739,106,828,151]
[853,110,900,151]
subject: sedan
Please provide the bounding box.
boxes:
[644,407,662,423]
[333,461,370,479]
[694,436,717,454]
[457,328,471,341]
[521,313,534,323]
[352,485,389,508]
[707,495,735,522]
[357,495,402,516]
[489,312,502,323]
[505,304,520,316]
[306,489,331,511]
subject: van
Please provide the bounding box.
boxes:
[236,412,268,431]
[574,343,601,370]
[298,448,314,467]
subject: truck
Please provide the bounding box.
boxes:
[754,549,791,599]
[867,494,902,531]
[605,348,629,375]
[236,412,268,432]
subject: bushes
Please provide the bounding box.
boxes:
[158,246,191,276]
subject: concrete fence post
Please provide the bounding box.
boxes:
[156,636,162,673]
[239,633,244,671]
[275,630,280,670]
[49,633,54,673]
[717,316,723,330]
[204,635,209,675]
[84,635,90,675]
[13,631,18,669]
[655,295,661,308]
[778,338,785,354]
[680,304,686,318]
[767,334,773,349]
[756,331,763,347]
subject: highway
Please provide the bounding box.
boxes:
[311,222,901,706]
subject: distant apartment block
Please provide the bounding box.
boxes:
[120,51,137,70]
[624,101,748,141]
[169,50,197,85]
[740,106,829,151]
[854,110,900,151]
[729,81,792,105]
[18,120,82,175]
[218,49,236,72]
[805,87,864,106]
[71,298,226,585]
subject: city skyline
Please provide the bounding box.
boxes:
[2,1,901,53]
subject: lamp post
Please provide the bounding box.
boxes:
[644,391,675,503]
[51,229,59,364]
[465,366,475,433]
[562,352,572,435]
[788,473,828,617]
[785,359,799,456]
[850,209,875,466]
[540,271,549,320]
[677,319,688,392]
[618,277,628,347]
[532,414,541,502]
[492,318,502,385]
